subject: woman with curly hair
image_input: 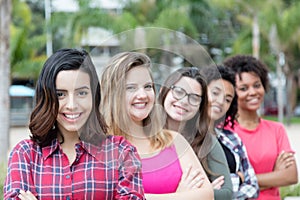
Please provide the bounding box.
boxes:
[201,64,259,199]
[224,55,298,200]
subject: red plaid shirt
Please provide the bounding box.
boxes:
[4,135,145,200]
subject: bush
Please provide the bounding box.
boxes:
[0,162,7,198]
[281,184,300,199]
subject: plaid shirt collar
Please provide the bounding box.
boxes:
[42,138,103,161]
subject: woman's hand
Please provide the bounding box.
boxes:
[211,176,224,190]
[18,190,37,200]
[176,165,205,191]
[274,151,295,171]
[237,171,245,183]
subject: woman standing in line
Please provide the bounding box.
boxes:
[100,51,213,200]
[158,67,233,200]
[201,65,259,199]
[4,48,145,199]
[224,55,298,200]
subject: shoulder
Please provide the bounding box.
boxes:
[8,139,39,162]
[209,137,227,157]
[211,138,223,152]
[221,128,242,142]
[260,118,284,128]
[104,135,138,153]
[260,118,287,135]
[222,128,235,135]
[166,129,190,146]
[11,139,37,153]
[164,129,193,154]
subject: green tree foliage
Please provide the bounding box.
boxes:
[11,0,46,81]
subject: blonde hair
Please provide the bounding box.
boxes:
[100,51,172,149]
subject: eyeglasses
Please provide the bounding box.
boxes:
[170,85,202,106]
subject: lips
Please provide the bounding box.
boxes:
[211,105,222,113]
[63,113,81,120]
[247,97,260,104]
[132,102,147,109]
[173,104,188,114]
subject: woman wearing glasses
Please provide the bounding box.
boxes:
[158,67,233,200]
[100,52,213,199]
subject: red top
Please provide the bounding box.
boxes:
[4,135,145,200]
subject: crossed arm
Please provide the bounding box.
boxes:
[258,151,298,190]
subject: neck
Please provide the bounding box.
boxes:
[208,120,215,134]
[237,109,260,129]
[127,123,156,157]
[58,129,80,145]
[166,117,182,132]
[128,121,147,140]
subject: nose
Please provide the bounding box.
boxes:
[178,95,189,105]
[248,86,257,95]
[136,88,147,99]
[215,95,225,105]
[66,94,77,110]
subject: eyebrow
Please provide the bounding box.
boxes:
[126,81,153,85]
[212,86,222,91]
[56,86,90,91]
[213,86,234,97]
[226,94,234,98]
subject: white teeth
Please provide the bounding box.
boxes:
[248,98,259,103]
[65,114,80,119]
[133,103,146,108]
[212,106,221,112]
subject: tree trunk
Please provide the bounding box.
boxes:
[285,72,297,125]
[252,14,260,59]
[0,0,11,163]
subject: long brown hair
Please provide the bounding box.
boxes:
[158,67,214,173]
[100,51,172,149]
[29,48,107,147]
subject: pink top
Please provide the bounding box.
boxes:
[142,144,182,194]
[227,119,294,200]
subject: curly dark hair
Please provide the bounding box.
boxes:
[200,65,238,129]
[223,55,269,92]
[29,48,107,147]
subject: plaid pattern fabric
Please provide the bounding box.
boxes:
[216,128,259,199]
[4,135,145,200]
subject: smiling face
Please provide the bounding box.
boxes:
[207,78,235,123]
[55,70,92,136]
[125,66,155,125]
[163,76,202,123]
[235,72,265,112]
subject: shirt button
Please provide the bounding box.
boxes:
[66,196,70,200]
[66,175,70,179]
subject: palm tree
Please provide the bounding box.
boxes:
[212,0,300,123]
[11,0,47,82]
[0,0,11,162]
[269,1,300,123]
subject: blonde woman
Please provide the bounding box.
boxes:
[100,51,213,200]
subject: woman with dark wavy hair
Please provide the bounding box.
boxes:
[201,64,259,199]
[158,67,233,200]
[4,48,145,200]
